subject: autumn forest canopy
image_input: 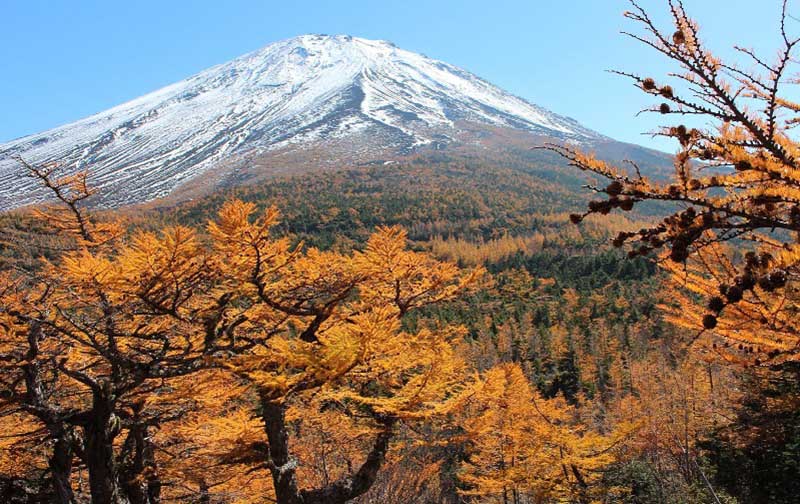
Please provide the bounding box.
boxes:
[3,1,800,504]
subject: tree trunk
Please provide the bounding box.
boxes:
[84,391,128,504]
[259,391,396,504]
[570,464,591,504]
[48,430,76,504]
[22,322,76,504]
[120,421,160,504]
[259,397,302,504]
[198,480,210,504]
[299,425,394,504]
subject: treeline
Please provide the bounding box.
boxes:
[155,157,598,246]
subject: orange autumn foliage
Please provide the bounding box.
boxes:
[549,0,800,368]
[455,363,631,504]
[0,170,482,504]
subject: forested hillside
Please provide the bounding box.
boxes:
[0,158,683,504]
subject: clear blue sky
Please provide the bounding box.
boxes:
[0,0,789,151]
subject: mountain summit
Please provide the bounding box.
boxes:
[0,34,605,209]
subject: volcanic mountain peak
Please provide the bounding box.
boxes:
[0,34,604,209]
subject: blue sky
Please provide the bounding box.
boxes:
[0,0,789,151]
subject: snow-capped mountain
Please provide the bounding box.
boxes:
[0,34,605,209]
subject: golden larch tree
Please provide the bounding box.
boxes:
[548,1,800,368]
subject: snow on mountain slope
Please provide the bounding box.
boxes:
[0,34,604,209]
